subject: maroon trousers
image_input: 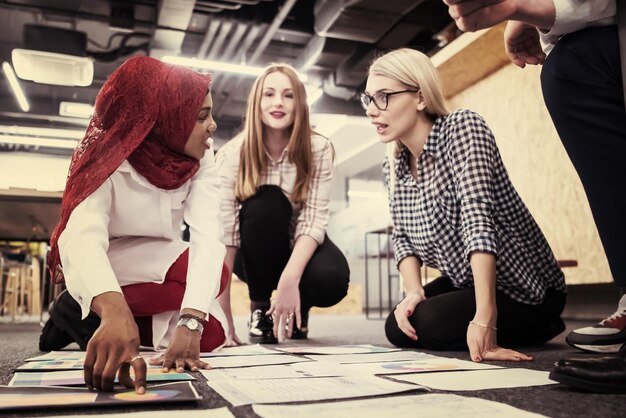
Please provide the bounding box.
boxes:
[121,250,228,352]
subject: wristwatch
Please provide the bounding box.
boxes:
[176,315,205,333]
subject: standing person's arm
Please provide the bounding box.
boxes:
[215,141,245,345]
[269,138,334,340]
[59,179,147,393]
[451,111,531,362]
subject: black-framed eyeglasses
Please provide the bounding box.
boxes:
[359,89,418,111]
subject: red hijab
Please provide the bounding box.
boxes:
[49,56,213,282]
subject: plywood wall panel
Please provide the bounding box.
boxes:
[447,64,611,284]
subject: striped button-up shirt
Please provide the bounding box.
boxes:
[216,134,334,247]
[384,109,565,305]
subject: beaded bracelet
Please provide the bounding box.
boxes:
[179,313,207,326]
[469,320,497,331]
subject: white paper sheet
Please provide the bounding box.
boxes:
[348,357,500,375]
[200,344,277,357]
[39,407,235,418]
[304,350,454,364]
[202,354,310,369]
[275,344,399,355]
[206,375,425,406]
[392,368,556,391]
[201,361,349,380]
[252,394,547,418]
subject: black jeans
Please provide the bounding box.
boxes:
[385,276,566,350]
[542,26,626,288]
[234,185,350,309]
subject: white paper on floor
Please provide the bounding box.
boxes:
[392,368,556,391]
[200,344,278,357]
[37,407,235,418]
[252,393,548,418]
[201,354,310,369]
[349,357,500,375]
[206,374,426,406]
[201,361,350,380]
[304,350,484,364]
[275,344,400,355]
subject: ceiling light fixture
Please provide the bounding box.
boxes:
[0,134,78,149]
[12,49,94,87]
[59,101,94,119]
[0,125,85,139]
[2,62,30,112]
[161,56,308,82]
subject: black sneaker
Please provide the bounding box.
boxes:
[289,309,309,340]
[248,309,278,344]
[39,290,100,351]
[566,295,626,353]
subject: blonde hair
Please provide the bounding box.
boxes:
[236,64,313,203]
[368,48,449,193]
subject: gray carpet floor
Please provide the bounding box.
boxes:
[0,315,624,418]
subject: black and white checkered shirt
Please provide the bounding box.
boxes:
[384,109,565,305]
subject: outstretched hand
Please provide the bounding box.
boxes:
[443,0,517,32]
[504,21,545,68]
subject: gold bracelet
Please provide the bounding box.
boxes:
[469,320,497,331]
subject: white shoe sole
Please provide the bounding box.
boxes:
[572,343,623,353]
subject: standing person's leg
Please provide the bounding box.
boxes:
[541,26,626,353]
[294,235,350,338]
[236,185,292,343]
[384,276,565,350]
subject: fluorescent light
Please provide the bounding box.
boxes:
[0,134,78,149]
[2,62,30,112]
[161,56,308,82]
[12,49,94,87]
[0,125,84,139]
[59,101,94,118]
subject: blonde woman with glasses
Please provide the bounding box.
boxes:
[362,48,566,362]
[216,64,350,345]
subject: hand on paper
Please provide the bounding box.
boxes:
[149,326,210,372]
[84,292,146,394]
[224,326,245,347]
[268,274,301,341]
[466,319,533,362]
[394,290,427,341]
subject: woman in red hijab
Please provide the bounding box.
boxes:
[39,56,227,394]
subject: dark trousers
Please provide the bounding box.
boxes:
[541,26,626,288]
[385,276,566,350]
[234,185,350,309]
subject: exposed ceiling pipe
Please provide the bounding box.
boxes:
[247,0,297,65]
[206,20,233,59]
[196,19,221,58]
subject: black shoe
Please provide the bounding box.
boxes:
[39,290,101,351]
[549,346,626,393]
[248,309,277,344]
[289,309,309,340]
[565,295,626,353]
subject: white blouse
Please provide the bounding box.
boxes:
[58,152,226,330]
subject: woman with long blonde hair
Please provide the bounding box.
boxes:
[362,48,566,361]
[216,64,350,344]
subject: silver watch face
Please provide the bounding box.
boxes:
[186,318,199,330]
